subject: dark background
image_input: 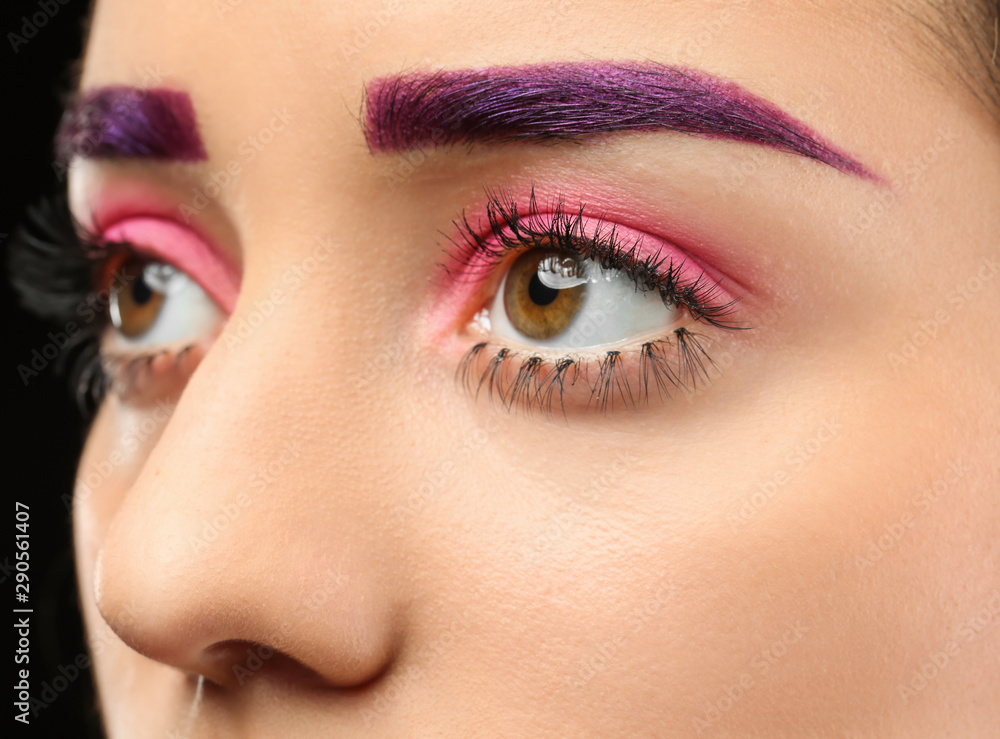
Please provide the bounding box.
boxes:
[3,0,103,735]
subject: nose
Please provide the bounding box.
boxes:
[91,306,404,690]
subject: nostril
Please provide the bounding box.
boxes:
[200,640,327,689]
[91,490,402,692]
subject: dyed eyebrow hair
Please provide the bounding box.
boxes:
[56,86,206,163]
[365,61,873,179]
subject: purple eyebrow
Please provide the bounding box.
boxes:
[364,61,874,179]
[56,86,207,163]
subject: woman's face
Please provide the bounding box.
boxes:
[69,0,1000,735]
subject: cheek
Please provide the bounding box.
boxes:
[74,399,173,555]
[420,363,993,732]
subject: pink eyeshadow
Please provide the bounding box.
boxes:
[102,217,239,313]
[427,201,740,343]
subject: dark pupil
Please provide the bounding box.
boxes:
[528,271,559,307]
[131,273,153,306]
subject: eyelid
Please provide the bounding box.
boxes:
[431,195,742,342]
[100,217,240,313]
[464,210,729,286]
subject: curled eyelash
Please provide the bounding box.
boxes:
[8,194,111,415]
[457,327,716,415]
[9,196,99,314]
[7,193,179,415]
[448,187,748,414]
[448,186,745,330]
[99,343,200,404]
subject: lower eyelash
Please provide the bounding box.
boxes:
[99,343,201,406]
[66,344,200,413]
[457,327,716,415]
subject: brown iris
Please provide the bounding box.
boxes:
[503,250,587,341]
[110,258,167,338]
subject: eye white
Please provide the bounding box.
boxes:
[489,256,679,350]
[110,263,223,348]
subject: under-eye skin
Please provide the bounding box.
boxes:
[7,194,225,411]
[444,188,749,415]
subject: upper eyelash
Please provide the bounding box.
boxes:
[446,186,751,414]
[8,193,113,320]
[6,193,165,415]
[447,186,746,330]
[8,194,109,415]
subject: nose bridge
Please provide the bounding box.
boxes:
[93,288,403,688]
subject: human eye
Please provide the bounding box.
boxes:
[492,249,677,349]
[8,195,230,410]
[107,259,219,346]
[443,188,748,414]
[100,248,224,402]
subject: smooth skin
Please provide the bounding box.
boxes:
[70,0,1000,736]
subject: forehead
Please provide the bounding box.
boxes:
[73,0,983,211]
[78,1,906,97]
